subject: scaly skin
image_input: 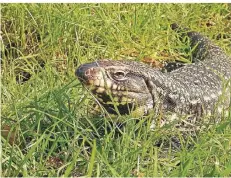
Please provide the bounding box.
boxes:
[76,24,231,118]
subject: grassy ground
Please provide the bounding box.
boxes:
[1,3,231,177]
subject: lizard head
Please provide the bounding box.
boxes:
[76,60,156,115]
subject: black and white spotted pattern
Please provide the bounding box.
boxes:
[76,24,231,118]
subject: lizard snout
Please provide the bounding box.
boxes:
[75,62,104,85]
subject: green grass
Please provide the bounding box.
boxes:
[1,3,231,177]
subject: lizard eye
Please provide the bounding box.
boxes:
[112,71,127,80]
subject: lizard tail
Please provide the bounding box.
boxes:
[170,23,223,62]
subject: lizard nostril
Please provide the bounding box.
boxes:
[85,69,91,76]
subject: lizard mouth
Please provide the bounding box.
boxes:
[78,77,149,98]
